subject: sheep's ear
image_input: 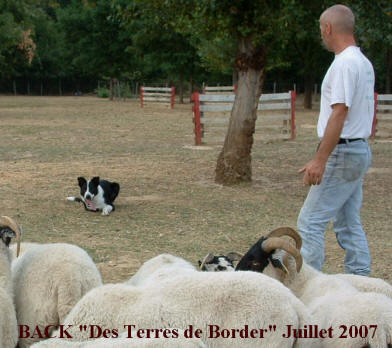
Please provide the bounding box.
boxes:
[78,177,86,188]
[226,252,243,262]
[0,228,16,247]
[91,177,100,186]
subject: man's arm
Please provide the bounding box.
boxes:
[299,103,348,185]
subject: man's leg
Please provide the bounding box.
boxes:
[333,180,371,275]
[298,147,358,270]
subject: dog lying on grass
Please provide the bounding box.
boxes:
[67,177,120,215]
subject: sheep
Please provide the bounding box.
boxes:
[55,268,313,347]
[10,241,39,260]
[126,253,197,287]
[12,242,103,348]
[334,273,392,299]
[236,227,392,347]
[203,253,392,300]
[198,252,242,272]
[31,329,207,347]
[0,216,21,348]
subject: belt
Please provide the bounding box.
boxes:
[338,138,364,144]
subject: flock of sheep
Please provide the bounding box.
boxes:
[1,216,392,348]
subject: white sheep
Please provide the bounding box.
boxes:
[10,241,39,259]
[126,253,197,287]
[12,242,103,348]
[31,329,207,347]
[0,216,21,348]
[335,273,392,299]
[236,227,392,347]
[203,253,392,300]
[56,267,313,348]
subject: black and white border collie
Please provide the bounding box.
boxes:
[67,177,120,215]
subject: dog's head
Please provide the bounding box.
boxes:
[78,176,100,201]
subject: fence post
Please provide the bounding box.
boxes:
[192,92,202,145]
[171,87,176,109]
[140,86,144,108]
[371,92,378,137]
[291,90,296,140]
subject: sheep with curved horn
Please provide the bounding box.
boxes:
[237,227,392,347]
[235,227,303,274]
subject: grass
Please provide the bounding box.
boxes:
[0,95,391,283]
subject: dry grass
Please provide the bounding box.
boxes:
[0,96,391,283]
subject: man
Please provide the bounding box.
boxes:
[298,4,375,275]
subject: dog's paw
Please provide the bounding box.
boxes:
[102,206,113,216]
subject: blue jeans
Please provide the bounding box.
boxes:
[297,139,372,275]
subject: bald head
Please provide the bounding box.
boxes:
[320,4,355,34]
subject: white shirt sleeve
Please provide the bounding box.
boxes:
[330,61,358,108]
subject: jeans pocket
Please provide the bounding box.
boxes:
[343,152,366,181]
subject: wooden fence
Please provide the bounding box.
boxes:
[140,86,175,108]
[192,91,296,145]
[203,86,236,94]
[373,93,392,137]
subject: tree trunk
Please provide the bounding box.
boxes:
[179,71,184,104]
[13,80,17,96]
[109,78,114,101]
[232,69,238,87]
[386,47,391,94]
[215,38,266,185]
[59,78,62,96]
[304,74,313,109]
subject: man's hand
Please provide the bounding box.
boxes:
[299,103,348,186]
[298,158,327,186]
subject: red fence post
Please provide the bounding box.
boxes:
[371,92,378,137]
[140,86,144,108]
[192,92,202,145]
[171,87,175,109]
[290,90,296,140]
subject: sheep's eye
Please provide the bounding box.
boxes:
[252,262,261,267]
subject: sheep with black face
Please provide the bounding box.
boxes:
[236,227,392,348]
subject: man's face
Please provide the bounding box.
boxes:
[319,19,332,52]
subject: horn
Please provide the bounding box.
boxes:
[0,216,22,257]
[266,227,302,250]
[199,253,215,271]
[261,237,303,272]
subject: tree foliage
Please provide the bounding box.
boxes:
[0,1,390,94]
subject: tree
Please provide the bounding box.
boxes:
[117,0,202,103]
[57,0,135,99]
[0,0,37,81]
[281,0,333,109]
[130,0,290,184]
[351,1,392,93]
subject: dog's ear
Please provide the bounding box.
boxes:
[91,177,100,186]
[77,177,87,188]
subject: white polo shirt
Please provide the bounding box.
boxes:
[317,46,375,139]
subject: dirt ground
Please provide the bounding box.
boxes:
[0,96,391,283]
